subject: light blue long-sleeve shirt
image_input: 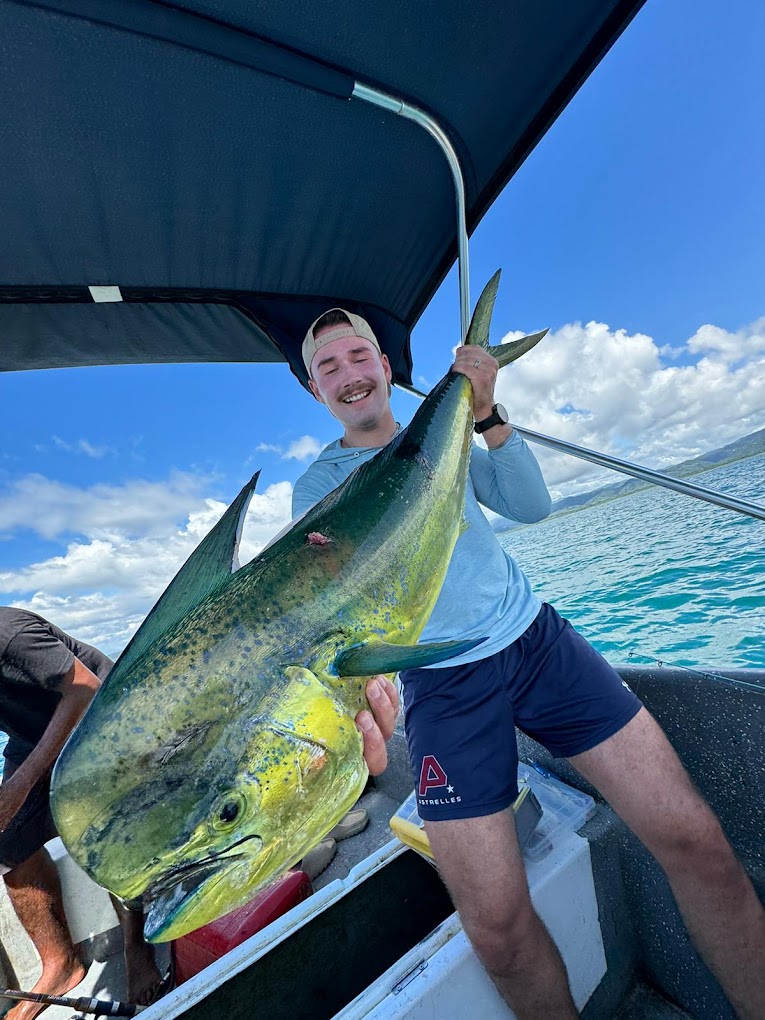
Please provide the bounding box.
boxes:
[292,429,551,667]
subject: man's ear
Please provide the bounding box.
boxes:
[381,353,393,396]
[308,378,325,404]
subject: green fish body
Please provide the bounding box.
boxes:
[50,272,545,941]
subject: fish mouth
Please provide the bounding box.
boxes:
[142,833,263,943]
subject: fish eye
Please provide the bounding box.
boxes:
[220,801,239,823]
[210,791,247,832]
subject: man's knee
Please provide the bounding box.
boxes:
[4,847,54,889]
[649,801,735,878]
[461,896,541,976]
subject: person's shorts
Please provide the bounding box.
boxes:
[400,602,642,821]
[0,756,58,874]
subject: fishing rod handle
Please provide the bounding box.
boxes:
[1,990,145,1017]
[73,997,146,1016]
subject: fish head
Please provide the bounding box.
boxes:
[139,693,366,942]
[53,666,366,942]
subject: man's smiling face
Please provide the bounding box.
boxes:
[308,334,392,433]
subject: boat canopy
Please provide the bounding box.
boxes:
[0,0,644,387]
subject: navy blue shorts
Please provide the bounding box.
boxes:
[401,603,642,821]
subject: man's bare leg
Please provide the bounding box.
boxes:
[109,897,164,1006]
[3,848,86,1020]
[570,707,765,1020]
[425,809,578,1019]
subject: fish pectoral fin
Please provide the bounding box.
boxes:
[110,473,261,678]
[335,637,488,676]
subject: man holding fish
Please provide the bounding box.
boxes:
[295,301,765,1020]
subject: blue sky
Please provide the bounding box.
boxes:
[1,0,763,654]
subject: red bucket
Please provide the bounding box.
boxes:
[172,870,313,984]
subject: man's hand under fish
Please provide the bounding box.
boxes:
[357,676,400,776]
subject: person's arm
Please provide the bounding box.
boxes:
[470,437,551,522]
[0,657,101,830]
[452,345,551,523]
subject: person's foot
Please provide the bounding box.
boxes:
[124,941,169,1006]
[296,808,369,886]
[299,837,337,882]
[328,806,369,842]
[4,955,87,1020]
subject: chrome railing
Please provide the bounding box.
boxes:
[287,57,763,527]
[512,425,765,524]
[398,382,765,524]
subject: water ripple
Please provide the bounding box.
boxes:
[501,453,765,669]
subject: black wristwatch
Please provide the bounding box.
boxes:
[474,403,509,434]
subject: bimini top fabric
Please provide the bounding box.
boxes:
[0,0,645,387]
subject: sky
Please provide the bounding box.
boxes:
[1,0,763,657]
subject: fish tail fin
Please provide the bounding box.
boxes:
[488,328,548,368]
[463,270,547,367]
[463,270,501,350]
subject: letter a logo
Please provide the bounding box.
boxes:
[419,755,448,796]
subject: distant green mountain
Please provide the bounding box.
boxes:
[492,426,765,534]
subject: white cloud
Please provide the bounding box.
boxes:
[0,475,293,658]
[493,316,765,499]
[0,472,210,541]
[253,435,324,462]
[284,436,322,461]
[51,436,116,459]
[239,481,294,562]
[686,318,765,363]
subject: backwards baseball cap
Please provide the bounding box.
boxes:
[302,308,381,376]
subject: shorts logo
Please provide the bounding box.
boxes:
[418,755,448,796]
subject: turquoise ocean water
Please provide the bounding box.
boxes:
[501,452,765,670]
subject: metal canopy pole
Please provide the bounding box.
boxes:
[511,425,765,523]
[352,83,471,343]
[397,382,765,523]
[353,79,764,525]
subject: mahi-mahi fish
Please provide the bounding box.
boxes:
[50,272,545,942]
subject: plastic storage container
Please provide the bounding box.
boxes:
[518,762,596,860]
[390,762,595,863]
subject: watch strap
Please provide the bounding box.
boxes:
[474,404,506,434]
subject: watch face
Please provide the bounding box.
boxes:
[495,403,509,424]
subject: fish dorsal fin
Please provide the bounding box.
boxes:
[464,270,501,350]
[335,636,487,676]
[112,473,260,677]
